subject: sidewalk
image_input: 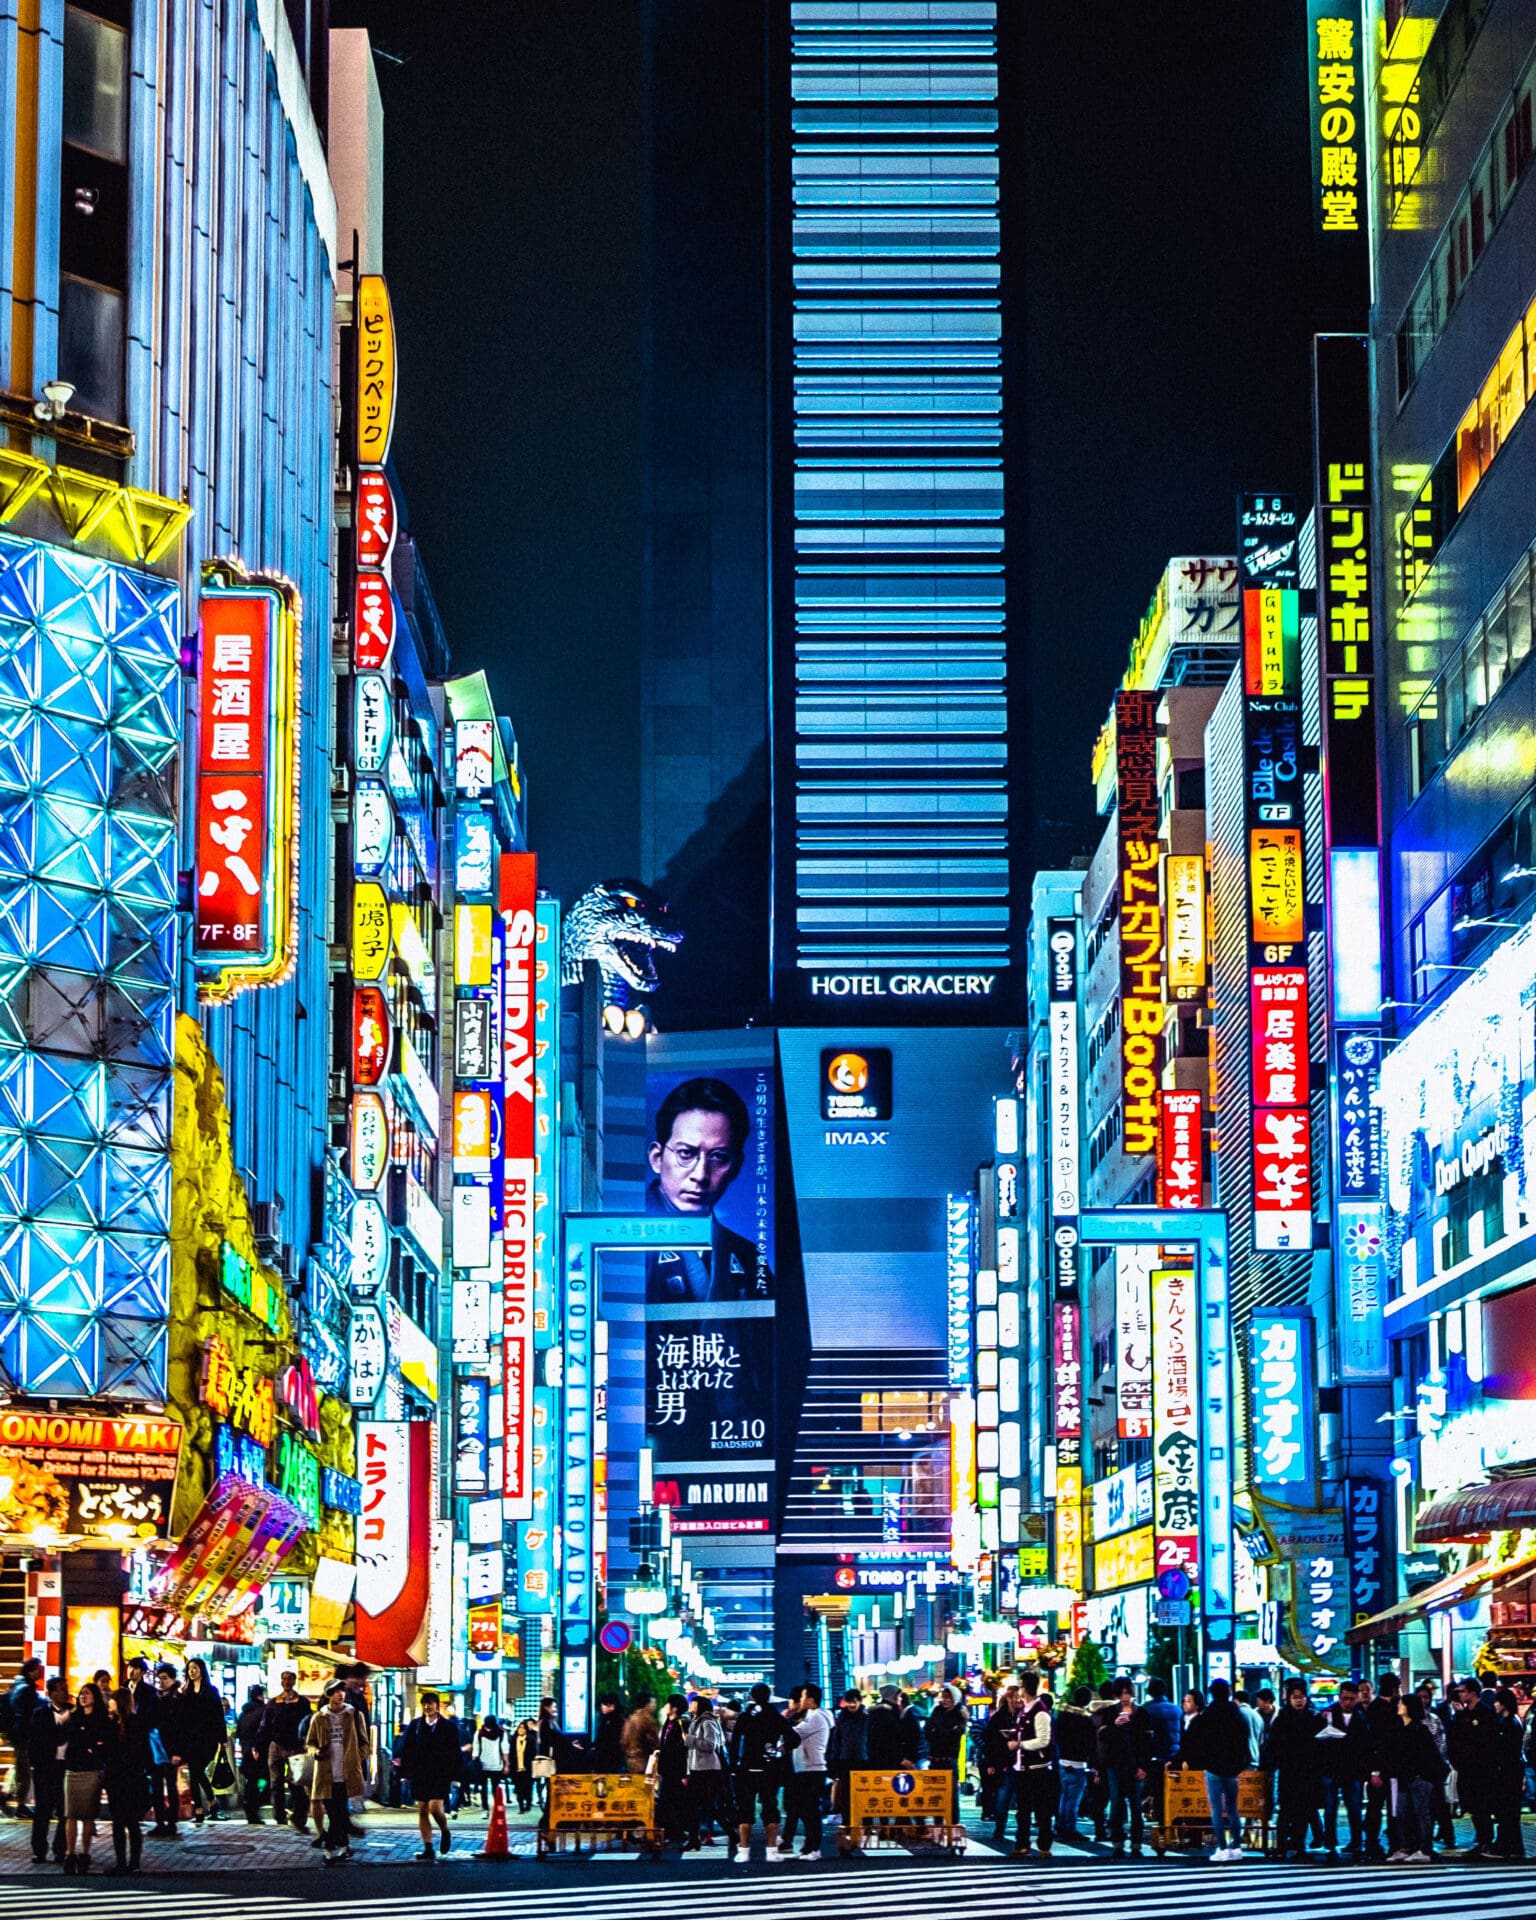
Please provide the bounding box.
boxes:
[0,1798,546,1873]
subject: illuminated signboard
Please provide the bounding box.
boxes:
[351,881,391,982]
[355,275,397,468]
[1115,690,1162,1159]
[1151,1265,1200,1583]
[456,903,494,987]
[454,719,495,797]
[1056,1461,1083,1592]
[1330,848,1382,1024]
[1093,1523,1155,1593]
[1091,1460,1152,1543]
[501,852,538,1517]
[353,782,393,876]
[355,470,396,573]
[349,1091,389,1191]
[946,1196,972,1388]
[1336,1030,1381,1201]
[1306,4,1367,243]
[0,1410,181,1545]
[1052,1300,1081,1438]
[453,1089,495,1173]
[348,1302,387,1407]
[354,569,395,672]
[352,985,391,1085]
[1251,967,1310,1106]
[1249,827,1305,943]
[455,1377,489,1494]
[1115,1246,1152,1440]
[356,1419,431,1667]
[1165,855,1206,999]
[1047,917,1080,1296]
[1158,1090,1202,1210]
[1243,588,1300,696]
[1249,1310,1316,1493]
[192,576,300,997]
[354,674,393,774]
[350,1195,390,1298]
[1254,1105,1316,1251]
[1315,335,1379,847]
[820,1047,893,1123]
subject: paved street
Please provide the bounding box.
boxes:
[1,1854,1536,1919]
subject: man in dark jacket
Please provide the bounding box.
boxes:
[1362,1672,1400,1858]
[1264,1678,1321,1859]
[28,1676,70,1864]
[5,1658,45,1817]
[1446,1677,1498,1856]
[983,1683,1020,1842]
[235,1686,268,1824]
[727,1682,800,1861]
[1010,1672,1058,1859]
[1053,1686,1097,1843]
[1316,1677,1374,1857]
[399,1693,463,1859]
[259,1672,309,1827]
[1189,1678,1252,1859]
[825,1688,869,1835]
[149,1664,184,1835]
[1101,1678,1154,1856]
[866,1687,922,1770]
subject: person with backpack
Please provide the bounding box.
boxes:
[471,1715,507,1810]
[683,1695,730,1851]
[3,1658,45,1818]
[727,1682,800,1863]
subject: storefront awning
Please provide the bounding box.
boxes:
[1346,1545,1536,1645]
[1414,1477,1536,1543]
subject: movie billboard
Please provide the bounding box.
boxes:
[645,1054,776,1534]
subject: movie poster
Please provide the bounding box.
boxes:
[644,1053,776,1534]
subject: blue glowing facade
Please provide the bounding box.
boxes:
[0,538,181,1399]
[777,0,1013,1015]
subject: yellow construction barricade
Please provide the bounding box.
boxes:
[1149,1764,1272,1856]
[840,1768,965,1855]
[537,1773,660,1857]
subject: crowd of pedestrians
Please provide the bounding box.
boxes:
[977,1669,1534,1863]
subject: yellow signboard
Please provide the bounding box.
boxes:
[1249,827,1305,944]
[848,1769,952,1824]
[546,1775,655,1830]
[356,275,396,468]
[1093,1522,1154,1592]
[454,902,494,986]
[1055,1463,1083,1592]
[351,880,391,981]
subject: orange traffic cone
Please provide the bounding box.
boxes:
[480,1782,511,1860]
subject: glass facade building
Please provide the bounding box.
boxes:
[776,1,1011,1007]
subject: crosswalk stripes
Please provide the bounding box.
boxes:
[3,1860,1536,1920]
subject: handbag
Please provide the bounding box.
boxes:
[148,1727,168,1769]
[209,1746,236,1794]
[532,1755,557,1780]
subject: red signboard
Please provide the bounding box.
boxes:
[501,853,538,1516]
[355,470,396,573]
[1253,1107,1315,1231]
[1250,966,1310,1107]
[352,985,391,1086]
[1159,1090,1202,1210]
[354,570,395,672]
[192,581,298,995]
[1052,1299,1082,1438]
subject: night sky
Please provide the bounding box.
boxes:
[330,0,1320,897]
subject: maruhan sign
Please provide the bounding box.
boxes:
[809,972,997,998]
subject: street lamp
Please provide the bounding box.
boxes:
[623,1561,668,1617]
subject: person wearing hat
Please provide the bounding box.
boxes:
[304,1679,367,1863]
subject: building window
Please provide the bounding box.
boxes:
[57,2,130,424]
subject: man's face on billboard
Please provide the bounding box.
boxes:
[650,1107,741,1213]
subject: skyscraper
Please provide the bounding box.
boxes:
[640,0,1022,1028]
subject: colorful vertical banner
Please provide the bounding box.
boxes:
[1165,855,1207,999]
[1052,1300,1082,1438]
[1249,1311,1317,1494]
[1115,691,1162,1160]
[1047,918,1081,1297]
[501,852,538,1518]
[192,576,300,997]
[1306,5,1368,267]
[1344,1475,1394,1626]
[355,275,397,467]
[1115,1246,1153,1440]
[1151,1265,1200,1583]
[1314,335,1379,847]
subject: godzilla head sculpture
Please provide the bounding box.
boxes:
[561,879,682,1030]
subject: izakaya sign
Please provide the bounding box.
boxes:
[192,573,301,999]
[0,1410,182,1545]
